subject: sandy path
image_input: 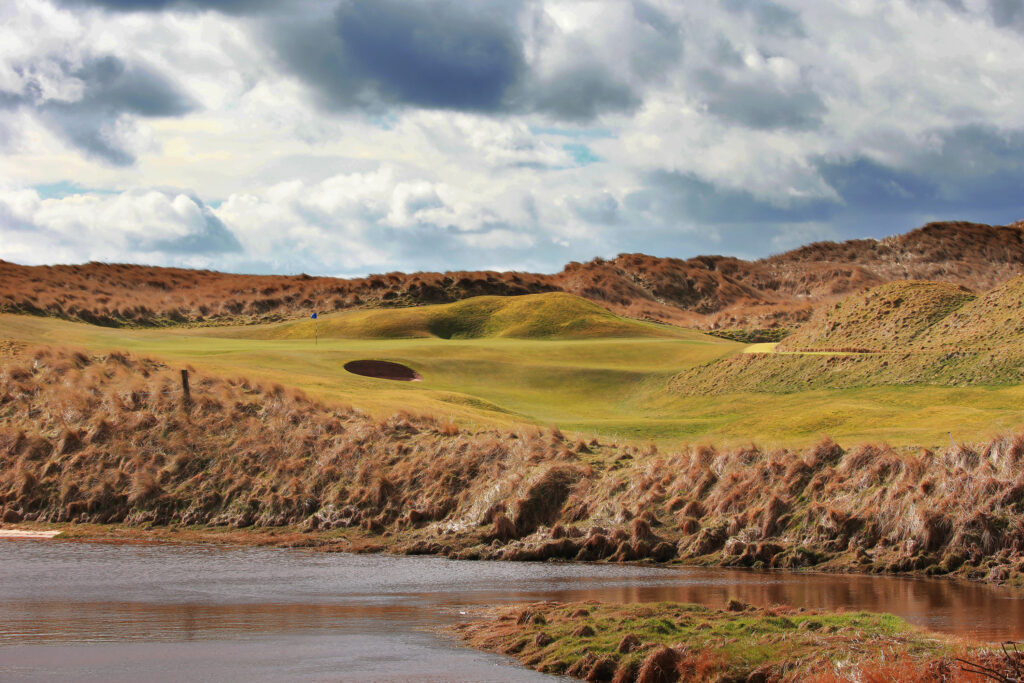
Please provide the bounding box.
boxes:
[0,529,62,539]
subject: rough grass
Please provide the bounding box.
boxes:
[251,292,689,340]
[4,220,1024,330]
[671,347,1024,394]
[0,312,747,447]
[780,280,976,353]
[673,275,1024,397]
[5,346,1024,586]
[919,274,1024,349]
[6,313,1024,448]
[452,601,980,682]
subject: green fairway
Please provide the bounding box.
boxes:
[3,306,1023,449]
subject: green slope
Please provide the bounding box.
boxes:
[780,280,975,352]
[242,292,690,341]
[674,276,1024,397]
[919,274,1024,349]
[3,310,1024,448]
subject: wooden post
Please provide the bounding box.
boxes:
[181,369,191,408]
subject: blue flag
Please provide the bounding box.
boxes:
[311,312,317,319]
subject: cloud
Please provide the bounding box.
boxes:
[55,0,280,13]
[55,0,666,122]
[917,0,1024,31]
[632,170,835,225]
[268,0,650,121]
[212,167,566,274]
[0,187,239,265]
[526,62,639,121]
[721,0,806,37]
[5,0,1024,276]
[333,0,523,111]
[990,0,1024,26]
[271,1,524,114]
[695,67,825,131]
[818,124,1024,221]
[39,56,194,164]
[0,3,196,165]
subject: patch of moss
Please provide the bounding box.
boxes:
[453,601,966,681]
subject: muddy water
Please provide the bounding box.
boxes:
[1,541,1023,682]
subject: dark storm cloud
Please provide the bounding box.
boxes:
[61,55,193,117]
[527,63,639,121]
[920,0,1024,30]
[818,125,1024,219]
[989,0,1024,25]
[629,171,835,225]
[272,0,644,120]
[333,0,522,111]
[56,0,280,13]
[3,55,194,165]
[614,125,1024,253]
[816,158,937,211]
[694,68,825,131]
[625,0,684,81]
[597,124,1024,260]
[721,0,806,37]
[58,0,658,121]
[273,0,524,113]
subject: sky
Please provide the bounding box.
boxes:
[2,0,1024,276]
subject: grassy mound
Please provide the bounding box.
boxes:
[676,277,1024,395]
[671,347,1024,394]
[919,274,1024,349]
[780,281,975,352]
[252,292,686,340]
[453,601,974,682]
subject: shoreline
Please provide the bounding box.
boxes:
[0,528,62,539]
[4,521,1022,594]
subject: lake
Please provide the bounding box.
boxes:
[1,540,1022,681]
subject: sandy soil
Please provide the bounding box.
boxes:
[0,529,62,539]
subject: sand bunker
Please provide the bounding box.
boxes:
[344,360,422,382]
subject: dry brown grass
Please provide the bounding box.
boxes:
[4,345,1024,584]
[4,220,1024,329]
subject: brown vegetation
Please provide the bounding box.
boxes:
[4,346,1024,585]
[4,220,1024,329]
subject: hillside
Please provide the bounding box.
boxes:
[3,220,1023,330]
[254,292,686,340]
[0,261,557,328]
[6,346,1024,588]
[780,281,976,352]
[778,273,1024,354]
[673,274,1024,394]
[918,275,1024,349]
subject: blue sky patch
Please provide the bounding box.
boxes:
[563,143,601,166]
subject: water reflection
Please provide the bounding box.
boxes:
[0,540,1022,681]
